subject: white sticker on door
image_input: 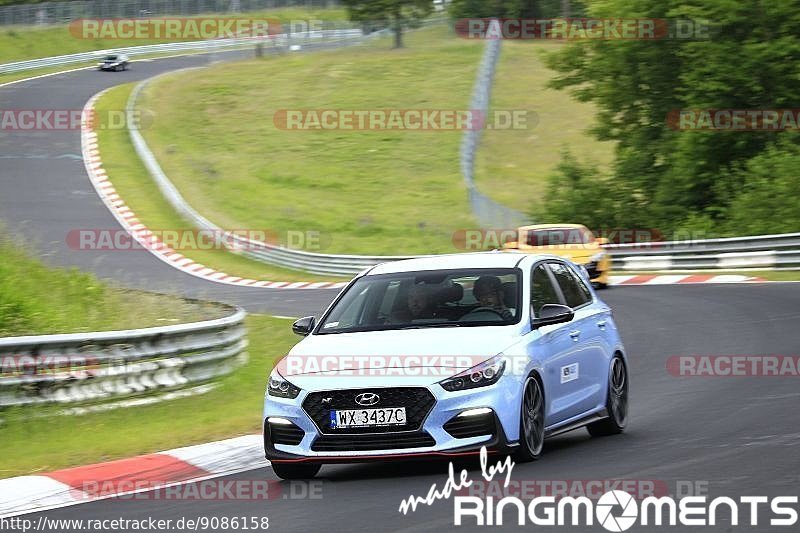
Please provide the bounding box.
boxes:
[561,363,579,384]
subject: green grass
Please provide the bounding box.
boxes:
[137,25,482,255]
[475,41,616,213]
[134,27,616,254]
[0,314,298,477]
[95,83,347,282]
[0,236,222,337]
[0,8,348,64]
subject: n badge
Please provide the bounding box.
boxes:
[561,363,579,384]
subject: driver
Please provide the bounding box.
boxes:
[473,276,513,320]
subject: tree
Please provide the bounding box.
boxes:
[341,0,434,48]
[541,0,800,234]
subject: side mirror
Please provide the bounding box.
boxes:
[595,237,609,246]
[532,304,574,329]
[292,316,315,336]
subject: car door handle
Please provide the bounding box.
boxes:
[596,320,607,329]
[569,330,581,340]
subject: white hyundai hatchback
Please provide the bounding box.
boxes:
[264,252,629,479]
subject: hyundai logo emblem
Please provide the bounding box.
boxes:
[355,392,380,406]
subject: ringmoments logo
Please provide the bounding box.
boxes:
[453,491,799,529]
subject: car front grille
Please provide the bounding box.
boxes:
[311,431,436,452]
[302,387,436,434]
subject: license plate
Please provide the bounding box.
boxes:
[330,407,407,429]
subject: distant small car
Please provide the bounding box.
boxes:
[98,54,129,71]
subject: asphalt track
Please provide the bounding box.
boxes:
[0,50,338,318]
[2,52,800,532]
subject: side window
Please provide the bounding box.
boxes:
[531,264,562,317]
[548,262,592,309]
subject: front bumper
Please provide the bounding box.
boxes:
[582,257,610,283]
[263,382,519,464]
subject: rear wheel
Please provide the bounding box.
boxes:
[271,462,321,480]
[514,375,545,462]
[588,356,628,436]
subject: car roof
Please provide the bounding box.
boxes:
[366,252,549,275]
[518,223,587,230]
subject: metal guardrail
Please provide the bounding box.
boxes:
[607,233,800,271]
[0,306,248,407]
[0,27,363,74]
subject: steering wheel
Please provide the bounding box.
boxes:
[466,306,505,318]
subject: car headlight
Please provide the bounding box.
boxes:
[267,368,301,399]
[589,251,607,263]
[439,356,506,392]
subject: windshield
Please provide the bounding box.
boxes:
[525,227,592,246]
[317,268,522,334]
[104,55,118,61]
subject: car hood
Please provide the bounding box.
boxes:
[278,326,522,389]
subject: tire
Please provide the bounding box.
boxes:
[514,375,545,462]
[588,356,628,436]
[271,462,321,480]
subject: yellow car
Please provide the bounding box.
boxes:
[502,224,611,288]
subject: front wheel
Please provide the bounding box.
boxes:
[588,356,628,436]
[514,375,545,462]
[271,462,321,480]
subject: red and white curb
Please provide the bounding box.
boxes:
[0,434,265,518]
[80,92,347,291]
[609,274,764,285]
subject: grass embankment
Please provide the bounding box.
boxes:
[134,27,615,255]
[0,314,298,477]
[0,236,221,336]
[137,25,481,256]
[94,83,339,282]
[475,40,615,213]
